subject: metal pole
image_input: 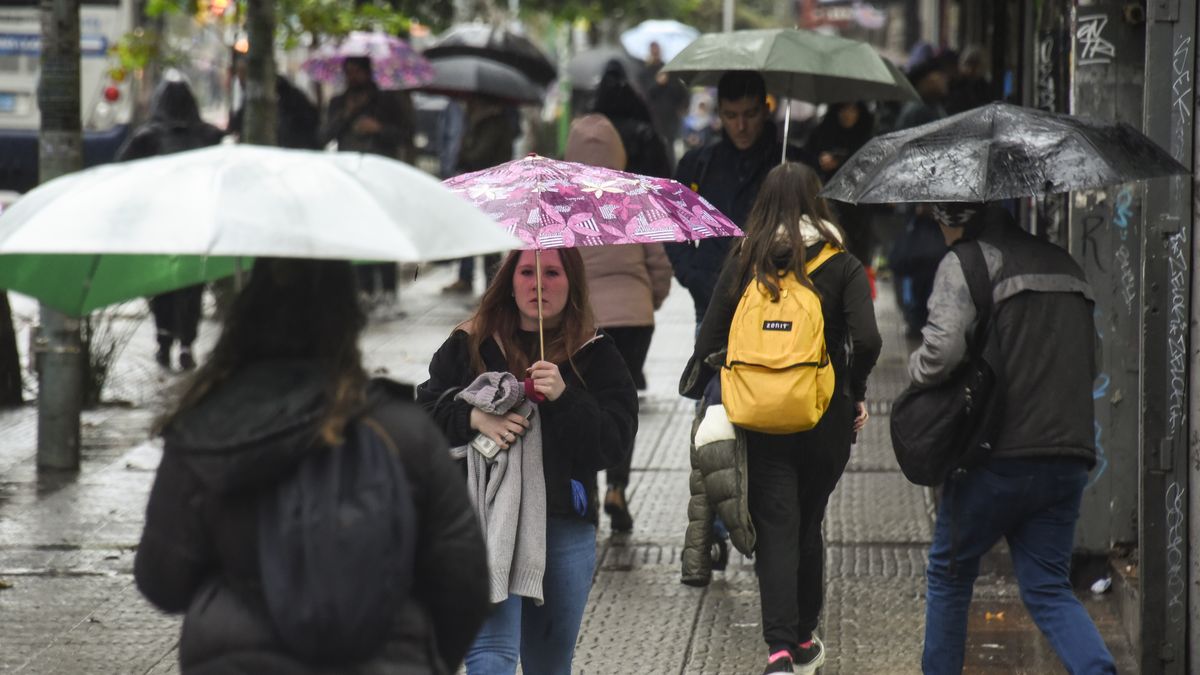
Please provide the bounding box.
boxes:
[780,98,791,165]
[36,0,83,470]
[723,0,734,32]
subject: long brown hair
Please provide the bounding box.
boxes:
[736,162,845,300]
[157,258,368,446]
[465,248,596,378]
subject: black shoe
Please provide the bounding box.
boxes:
[604,486,634,533]
[178,349,196,371]
[793,637,825,674]
[763,652,794,674]
[155,347,171,369]
[711,537,729,571]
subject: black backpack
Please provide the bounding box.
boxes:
[257,416,417,663]
[890,240,1005,486]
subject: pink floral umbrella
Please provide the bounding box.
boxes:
[444,153,743,357]
[302,31,434,90]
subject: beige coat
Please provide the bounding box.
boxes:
[581,244,673,328]
[565,114,673,328]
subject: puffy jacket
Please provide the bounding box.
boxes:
[416,330,639,525]
[909,206,1097,464]
[135,360,489,674]
[680,370,755,586]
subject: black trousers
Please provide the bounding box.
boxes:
[149,284,204,349]
[357,263,397,294]
[604,325,654,488]
[746,392,853,649]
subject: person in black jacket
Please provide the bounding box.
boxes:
[135,258,489,674]
[417,248,638,674]
[666,71,813,326]
[911,204,1115,675]
[806,102,876,266]
[681,163,881,675]
[227,56,321,150]
[116,77,225,371]
[590,59,672,179]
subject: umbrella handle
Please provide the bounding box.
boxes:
[781,98,791,165]
[536,249,545,361]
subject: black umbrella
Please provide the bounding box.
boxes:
[821,102,1189,203]
[424,23,557,87]
[419,56,545,105]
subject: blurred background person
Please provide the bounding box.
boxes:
[116,76,225,372]
[564,114,673,534]
[442,96,518,295]
[322,56,416,311]
[945,46,997,115]
[640,41,690,170]
[806,102,876,268]
[227,54,321,150]
[591,60,672,179]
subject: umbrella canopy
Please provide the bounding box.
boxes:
[301,31,434,90]
[620,19,700,62]
[442,154,742,250]
[567,46,645,93]
[820,102,1191,204]
[661,28,917,103]
[420,56,544,105]
[0,145,520,315]
[423,23,556,87]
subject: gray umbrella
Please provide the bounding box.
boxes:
[567,46,646,94]
[821,102,1189,204]
[424,23,557,87]
[418,55,545,105]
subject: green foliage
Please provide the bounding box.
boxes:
[276,0,413,49]
[520,0,702,24]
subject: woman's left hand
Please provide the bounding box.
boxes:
[528,361,566,401]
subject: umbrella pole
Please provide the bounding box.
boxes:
[536,249,545,361]
[781,98,792,165]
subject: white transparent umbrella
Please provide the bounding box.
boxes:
[0,144,520,314]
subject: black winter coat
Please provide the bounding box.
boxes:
[135,360,489,674]
[416,330,639,525]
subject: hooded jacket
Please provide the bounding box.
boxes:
[417,330,639,526]
[117,80,225,161]
[565,115,673,328]
[134,360,489,674]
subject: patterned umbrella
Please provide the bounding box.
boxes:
[302,31,434,90]
[444,153,742,355]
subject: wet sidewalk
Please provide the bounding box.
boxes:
[0,265,1135,673]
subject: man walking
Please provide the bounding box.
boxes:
[667,71,804,324]
[910,202,1116,674]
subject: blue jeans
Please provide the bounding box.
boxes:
[465,517,596,675]
[923,458,1116,675]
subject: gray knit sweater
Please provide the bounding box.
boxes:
[451,372,547,605]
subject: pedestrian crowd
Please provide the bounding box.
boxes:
[129,37,1117,675]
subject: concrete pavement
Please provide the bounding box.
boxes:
[0,264,1135,673]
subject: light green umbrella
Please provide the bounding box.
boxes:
[0,144,522,316]
[660,28,918,104]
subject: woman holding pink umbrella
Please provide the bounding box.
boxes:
[416,247,638,673]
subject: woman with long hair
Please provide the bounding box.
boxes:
[135,258,489,674]
[681,163,882,674]
[417,248,639,674]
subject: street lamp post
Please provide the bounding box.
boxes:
[723,0,734,32]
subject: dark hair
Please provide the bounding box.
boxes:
[718,71,767,103]
[592,60,653,124]
[159,258,368,446]
[736,162,845,301]
[465,249,596,378]
[344,56,372,74]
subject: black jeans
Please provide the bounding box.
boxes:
[604,325,654,487]
[149,284,204,349]
[746,392,853,649]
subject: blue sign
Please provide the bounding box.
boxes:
[0,33,109,57]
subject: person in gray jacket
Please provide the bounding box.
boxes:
[913,203,1116,675]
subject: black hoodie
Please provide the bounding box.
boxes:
[116,80,225,161]
[134,360,488,674]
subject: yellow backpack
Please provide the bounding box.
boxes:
[721,245,840,434]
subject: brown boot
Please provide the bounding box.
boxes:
[604,485,634,533]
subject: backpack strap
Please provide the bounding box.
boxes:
[805,243,842,275]
[951,240,993,360]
